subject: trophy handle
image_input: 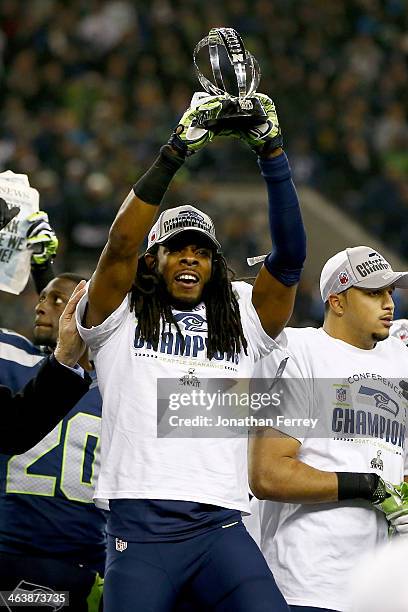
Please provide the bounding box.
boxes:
[194,35,225,96]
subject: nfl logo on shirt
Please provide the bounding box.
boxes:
[336,388,347,402]
[115,538,128,553]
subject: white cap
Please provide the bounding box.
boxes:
[320,246,408,303]
[147,205,221,252]
[390,319,408,345]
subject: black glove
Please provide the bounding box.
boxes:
[0,198,20,231]
[337,472,390,503]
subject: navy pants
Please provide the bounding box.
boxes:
[105,521,288,611]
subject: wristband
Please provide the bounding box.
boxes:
[132,145,185,206]
[336,472,385,502]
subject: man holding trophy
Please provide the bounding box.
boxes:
[76,29,305,611]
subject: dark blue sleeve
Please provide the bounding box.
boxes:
[0,355,91,454]
[258,152,306,286]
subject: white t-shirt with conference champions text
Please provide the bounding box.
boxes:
[255,327,408,612]
[76,281,277,514]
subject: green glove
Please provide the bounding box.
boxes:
[168,93,226,156]
[26,211,59,267]
[234,93,283,155]
[372,478,402,516]
[382,482,408,519]
[373,480,408,536]
[389,482,408,535]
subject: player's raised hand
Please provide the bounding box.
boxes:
[26,211,59,267]
[54,280,87,367]
[0,197,20,231]
[168,92,227,156]
[237,93,283,156]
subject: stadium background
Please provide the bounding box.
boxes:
[1,0,408,338]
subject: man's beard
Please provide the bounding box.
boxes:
[372,330,389,344]
[169,294,202,310]
[163,279,208,310]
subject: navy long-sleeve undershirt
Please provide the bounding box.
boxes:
[258,152,306,286]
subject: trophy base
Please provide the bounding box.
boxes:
[204,114,266,133]
[201,97,267,133]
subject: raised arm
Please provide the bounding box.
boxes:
[85,95,226,328]
[85,191,164,327]
[26,211,58,294]
[237,94,307,339]
[252,146,306,338]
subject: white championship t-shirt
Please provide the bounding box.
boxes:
[76,281,276,514]
[255,327,408,612]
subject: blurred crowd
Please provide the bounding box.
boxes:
[1,0,408,336]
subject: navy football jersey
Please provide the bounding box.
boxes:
[0,329,106,573]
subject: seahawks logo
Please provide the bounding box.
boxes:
[358,386,399,417]
[178,210,205,223]
[173,312,207,332]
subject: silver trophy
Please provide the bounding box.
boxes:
[193,27,266,132]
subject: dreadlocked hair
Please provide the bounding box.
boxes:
[130,250,248,360]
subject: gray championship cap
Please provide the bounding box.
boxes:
[147,205,221,253]
[320,246,408,303]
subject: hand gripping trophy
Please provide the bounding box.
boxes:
[169,27,283,156]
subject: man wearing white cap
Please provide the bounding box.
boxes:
[249,245,408,612]
[75,93,306,611]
